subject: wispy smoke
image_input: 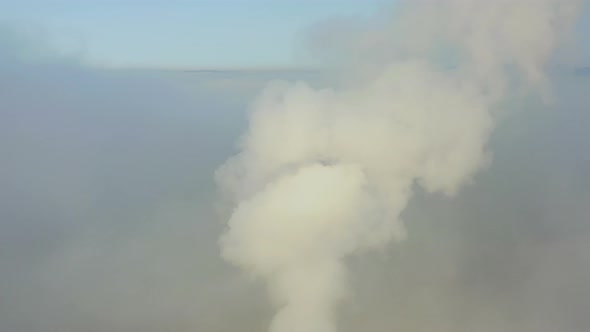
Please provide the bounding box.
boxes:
[216,1,584,332]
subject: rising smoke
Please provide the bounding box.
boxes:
[216,1,584,332]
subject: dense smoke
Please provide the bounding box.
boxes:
[1,2,588,332]
[216,1,584,332]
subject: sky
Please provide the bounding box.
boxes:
[0,0,386,69]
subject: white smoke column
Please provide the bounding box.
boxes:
[216,1,583,332]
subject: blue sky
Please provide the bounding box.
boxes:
[0,0,588,69]
[0,0,386,69]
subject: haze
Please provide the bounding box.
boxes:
[1,1,590,332]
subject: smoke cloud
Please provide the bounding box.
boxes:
[216,1,585,332]
[1,4,589,332]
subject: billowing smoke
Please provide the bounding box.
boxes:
[216,1,584,332]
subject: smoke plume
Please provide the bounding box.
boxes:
[216,1,583,332]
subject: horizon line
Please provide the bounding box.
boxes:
[97,64,324,73]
